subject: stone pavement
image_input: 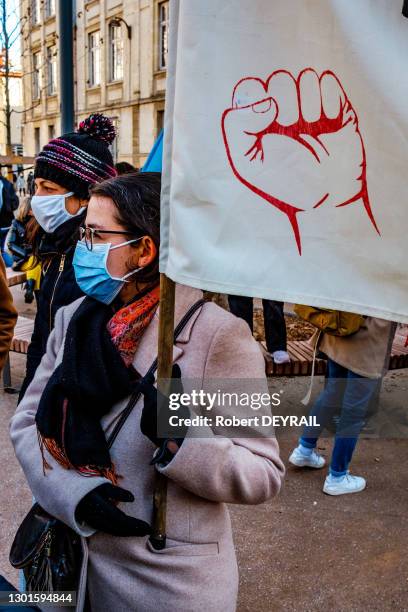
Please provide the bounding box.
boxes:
[1,285,407,610]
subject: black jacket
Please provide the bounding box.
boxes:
[7,218,31,267]
[19,214,85,399]
[0,177,19,228]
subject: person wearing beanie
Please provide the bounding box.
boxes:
[19,114,117,400]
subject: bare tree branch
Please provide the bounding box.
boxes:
[8,31,21,47]
[10,101,41,114]
[7,18,23,39]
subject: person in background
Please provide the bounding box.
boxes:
[7,196,34,270]
[6,197,42,304]
[289,317,396,495]
[19,113,117,399]
[11,172,284,611]
[27,171,35,196]
[16,173,26,197]
[0,173,19,267]
[228,295,291,364]
[22,261,42,305]
[0,255,17,373]
[115,161,139,175]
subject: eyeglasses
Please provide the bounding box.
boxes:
[80,226,138,251]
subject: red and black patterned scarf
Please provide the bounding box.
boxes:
[107,284,160,367]
[36,286,160,483]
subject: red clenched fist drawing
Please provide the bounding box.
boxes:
[221,69,380,254]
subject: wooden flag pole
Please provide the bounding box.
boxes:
[149,272,176,550]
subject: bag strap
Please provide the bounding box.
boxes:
[107,298,206,449]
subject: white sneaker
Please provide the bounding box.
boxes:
[323,473,366,496]
[289,446,326,468]
[272,350,291,364]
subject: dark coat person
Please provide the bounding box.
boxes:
[19,114,117,399]
[0,175,19,229]
[0,256,17,372]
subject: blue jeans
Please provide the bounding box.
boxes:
[300,358,381,476]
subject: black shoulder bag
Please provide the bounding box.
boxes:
[9,299,205,592]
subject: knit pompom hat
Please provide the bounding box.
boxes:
[35,114,117,199]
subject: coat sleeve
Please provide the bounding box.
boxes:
[18,309,46,401]
[10,305,110,536]
[6,222,16,251]
[0,257,17,373]
[156,315,285,504]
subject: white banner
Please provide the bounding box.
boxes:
[161,0,408,323]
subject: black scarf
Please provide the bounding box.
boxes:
[39,213,86,257]
[35,297,140,475]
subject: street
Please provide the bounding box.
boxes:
[1,286,407,611]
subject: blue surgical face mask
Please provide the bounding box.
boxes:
[73,237,143,304]
[31,192,82,233]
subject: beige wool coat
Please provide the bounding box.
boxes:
[319,317,397,379]
[10,284,285,612]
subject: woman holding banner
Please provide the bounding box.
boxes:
[11,172,285,611]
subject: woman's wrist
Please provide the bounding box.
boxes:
[150,438,182,466]
[166,439,180,455]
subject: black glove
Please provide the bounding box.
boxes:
[139,364,189,448]
[24,279,35,304]
[75,483,152,537]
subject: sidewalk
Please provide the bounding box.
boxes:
[1,286,407,609]
[235,433,408,611]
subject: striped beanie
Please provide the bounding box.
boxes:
[35,114,117,199]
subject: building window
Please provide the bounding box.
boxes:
[158,2,169,70]
[88,31,101,87]
[12,144,23,156]
[109,23,123,82]
[31,0,41,25]
[48,125,55,141]
[34,128,41,155]
[32,51,41,100]
[45,0,56,18]
[46,46,57,95]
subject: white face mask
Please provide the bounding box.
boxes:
[31,192,82,234]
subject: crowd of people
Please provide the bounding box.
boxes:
[0,113,397,610]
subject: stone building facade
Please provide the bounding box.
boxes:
[0,49,23,159]
[20,0,169,167]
